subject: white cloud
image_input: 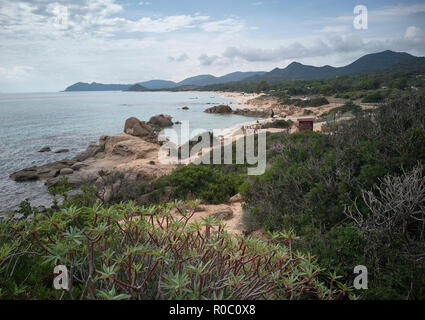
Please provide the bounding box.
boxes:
[0,65,33,79]
[127,15,209,33]
[405,26,424,42]
[138,1,151,5]
[217,30,425,64]
[199,54,220,66]
[314,25,349,34]
[252,2,264,6]
[0,0,210,37]
[168,53,189,62]
[201,18,246,33]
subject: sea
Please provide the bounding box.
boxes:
[0,91,259,214]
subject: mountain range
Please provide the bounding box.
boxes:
[64,50,422,91]
[64,71,266,91]
[244,50,418,82]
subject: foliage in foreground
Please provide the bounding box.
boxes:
[0,196,348,300]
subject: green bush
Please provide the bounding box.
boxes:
[321,102,362,118]
[361,91,384,103]
[155,165,242,204]
[262,119,294,129]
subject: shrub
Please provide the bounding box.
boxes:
[0,200,347,300]
[263,119,294,129]
[321,102,362,118]
[361,92,384,103]
[154,165,242,204]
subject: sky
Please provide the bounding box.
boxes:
[1,0,425,92]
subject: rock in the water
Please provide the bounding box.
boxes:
[182,106,189,110]
[60,168,73,175]
[39,147,51,152]
[211,207,233,220]
[204,105,233,114]
[55,149,69,153]
[10,168,39,182]
[124,117,156,137]
[148,114,173,127]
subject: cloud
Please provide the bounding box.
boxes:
[138,1,151,5]
[219,29,425,64]
[198,54,220,66]
[252,2,264,6]
[328,3,425,25]
[0,65,33,79]
[201,18,246,33]
[168,53,189,62]
[0,0,210,36]
[127,15,209,33]
[405,26,424,42]
[314,25,350,34]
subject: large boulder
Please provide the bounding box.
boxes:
[204,105,233,114]
[229,193,242,203]
[10,168,39,182]
[148,114,173,127]
[59,168,74,175]
[211,207,234,220]
[10,160,76,182]
[124,117,156,137]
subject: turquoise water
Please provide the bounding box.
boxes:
[0,91,258,213]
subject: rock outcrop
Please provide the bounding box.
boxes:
[211,207,234,220]
[204,105,233,114]
[148,114,173,127]
[124,117,156,138]
[10,133,175,191]
[233,108,274,118]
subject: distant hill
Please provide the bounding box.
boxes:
[137,80,177,89]
[177,71,266,86]
[177,74,218,87]
[64,82,132,91]
[126,84,149,92]
[64,71,266,91]
[244,50,419,82]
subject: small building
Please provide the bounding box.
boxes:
[297,117,314,131]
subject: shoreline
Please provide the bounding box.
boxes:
[3,91,268,214]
